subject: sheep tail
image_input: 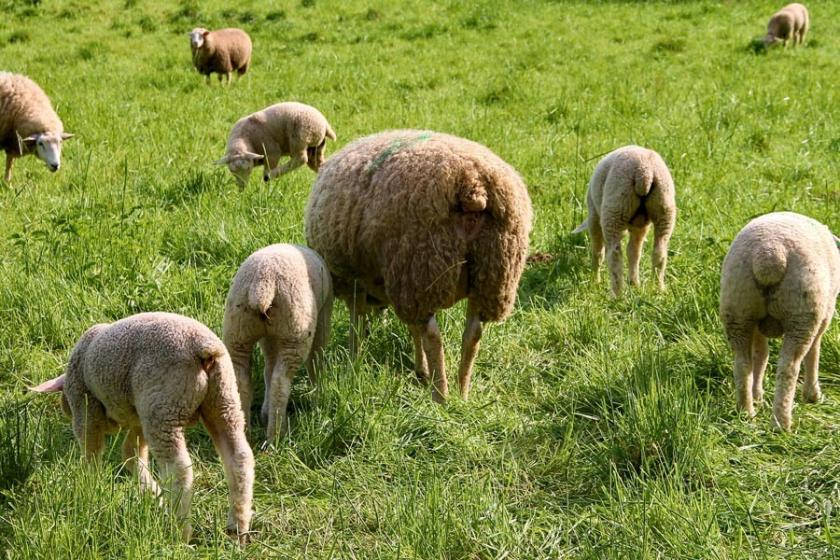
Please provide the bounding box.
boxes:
[459,171,487,213]
[572,219,588,234]
[325,125,337,141]
[30,373,66,393]
[247,263,276,317]
[751,244,787,286]
[197,338,227,374]
[633,161,655,197]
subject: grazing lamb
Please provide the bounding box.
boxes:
[31,312,254,544]
[223,244,333,442]
[189,27,252,84]
[215,102,336,189]
[763,3,809,48]
[305,130,532,403]
[720,212,839,431]
[572,145,676,297]
[0,72,74,183]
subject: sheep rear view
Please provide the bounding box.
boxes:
[764,3,809,47]
[189,28,252,84]
[572,145,676,297]
[31,312,254,544]
[305,130,532,403]
[223,244,333,443]
[0,72,74,183]
[720,212,840,431]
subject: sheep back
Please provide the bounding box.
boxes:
[0,72,63,155]
[305,130,532,324]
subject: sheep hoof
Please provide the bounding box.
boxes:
[802,389,823,404]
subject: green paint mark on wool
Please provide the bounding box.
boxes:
[365,132,434,175]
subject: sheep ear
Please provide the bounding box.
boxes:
[61,133,75,140]
[214,155,231,165]
[30,374,66,393]
[202,30,210,38]
[21,134,38,145]
[243,152,264,162]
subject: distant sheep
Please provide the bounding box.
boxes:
[305,130,532,402]
[223,244,333,442]
[720,212,839,431]
[189,27,252,84]
[764,3,809,48]
[215,101,336,189]
[0,72,74,183]
[31,312,254,544]
[572,145,676,297]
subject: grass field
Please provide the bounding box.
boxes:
[1,0,839,557]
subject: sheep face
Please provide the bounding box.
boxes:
[189,28,209,50]
[215,152,264,189]
[762,34,783,47]
[22,132,73,173]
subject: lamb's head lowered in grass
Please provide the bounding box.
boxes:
[215,151,265,189]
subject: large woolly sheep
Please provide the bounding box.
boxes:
[763,3,809,48]
[572,145,676,297]
[31,312,254,544]
[215,102,336,189]
[720,212,839,431]
[0,72,74,183]
[305,130,532,403]
[189,27,252,84]
[223,244,333,442]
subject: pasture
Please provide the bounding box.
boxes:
[1,0,839,557]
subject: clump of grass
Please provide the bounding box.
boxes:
[652,37,686,53]
[7,30,30,44]
[265,9,286,21]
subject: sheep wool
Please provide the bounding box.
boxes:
[0,72,73,183]
[215,101,336,189]
[189,27,252,84]
[31,312,254,544]
[223,244,333,442]
[764,3,809,47]
[305,130,532,403]
[572,145,676,297]
[720,212,840,431]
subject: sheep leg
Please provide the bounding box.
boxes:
[751,328,769,406]
[204,74,211,86]
[121,426,160,496]
[267,150,308,181]
[603,225,625,297]
[651,219,674,291]
[226,341,254,429]
[3,154,13,184]
[408,324,429,384]
[347,287,369,359]
[589,213,604,281]
[225,72,232,85]
[457,309,482,401]
[200,375,254,544]
[304,296,332,385]
[729,326,756,418]
[70,393,108,459]
[145,425,193,542]
[258,338,279,426]
[772,330,817,431]
[801,320,828,404]
[627,224,650,287]
[419,316,448,403]
[266,346,302,442]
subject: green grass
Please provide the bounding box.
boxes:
[1,0,839,557]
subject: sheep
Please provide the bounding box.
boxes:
[763,3,809,48]
[0,72,74,184]
[223,244,333,442]
[214,102,336,189]
[720,212,839,431]
[189,27,252,85]
[304,130,532,403]
[30,312,254,544]
[572,145,676,297]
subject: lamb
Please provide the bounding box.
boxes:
[214,102,336,189]
[720,212,839,431]
[763,3,809,48]
[30,312,254,544]
[189,27,252,84]
[0,72,74,183]
[223,244,333,442]
[572,145,676,297]
[304,130,532,403]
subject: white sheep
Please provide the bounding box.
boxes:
[0,72,74,183]
[31,312,254,544]
[214,102,336,189]
[763,3,809,48]
[223,244,333,442]
[189,27,252,85]
[720,212,839,431]
[572,145,676,297]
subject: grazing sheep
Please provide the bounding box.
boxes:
[720,212,839,431]
[763,3,809,48]
[305,130,532,403]
[0,72,74,183]
[215,102,336,189]
[572,145,676,297]
[223,244,333,442]
[31,313,254,544]
[189,27,252,84]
